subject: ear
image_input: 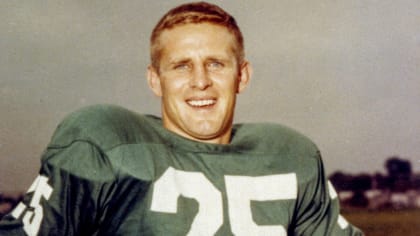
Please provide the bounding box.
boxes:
[147,65,162,97]
[237,60,252,93]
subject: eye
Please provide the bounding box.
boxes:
[207,61,224,70]
[173,63,190,71]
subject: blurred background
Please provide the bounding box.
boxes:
[1,1,419,235]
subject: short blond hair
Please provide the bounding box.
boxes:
[150,1,244,70]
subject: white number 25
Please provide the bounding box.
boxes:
[151,167,297,236]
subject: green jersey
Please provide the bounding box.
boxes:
[0,105,362,235]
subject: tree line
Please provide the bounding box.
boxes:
[329,156,419,208]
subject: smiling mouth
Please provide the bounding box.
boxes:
[187,99,216,107]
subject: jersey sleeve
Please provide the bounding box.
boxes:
[292,152,363,236]
[0,105,150,235]
[0,140,117,236]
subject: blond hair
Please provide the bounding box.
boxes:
[150,1,244,70]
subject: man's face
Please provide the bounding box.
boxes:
[147,23,251,144]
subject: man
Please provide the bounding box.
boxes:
[0,2,362,235]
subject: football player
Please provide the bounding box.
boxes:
[0,2,363,235]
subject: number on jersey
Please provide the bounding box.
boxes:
[151,167,297,235]
[10,175,53,236]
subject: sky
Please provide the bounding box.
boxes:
[1,0,419,192]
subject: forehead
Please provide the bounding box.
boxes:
[157,23,237,54]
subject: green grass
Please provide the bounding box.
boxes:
[342,208,420,236]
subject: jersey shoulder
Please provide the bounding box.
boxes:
[233,123,322,179]
[48,104,158,151]
[233,122,319,156]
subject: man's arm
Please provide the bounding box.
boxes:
[292,152,363,236]
[0,141,116,235]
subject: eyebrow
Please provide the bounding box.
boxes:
[169,58,191,65]
[206,57,230,63]
[169,55,231,65]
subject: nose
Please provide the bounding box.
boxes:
[189,65,212,90]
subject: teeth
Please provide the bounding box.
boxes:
[188,99,216,107]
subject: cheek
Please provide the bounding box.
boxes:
[216,77,239,94]
[160,77,185,95]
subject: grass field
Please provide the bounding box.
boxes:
[342,208,420,236]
